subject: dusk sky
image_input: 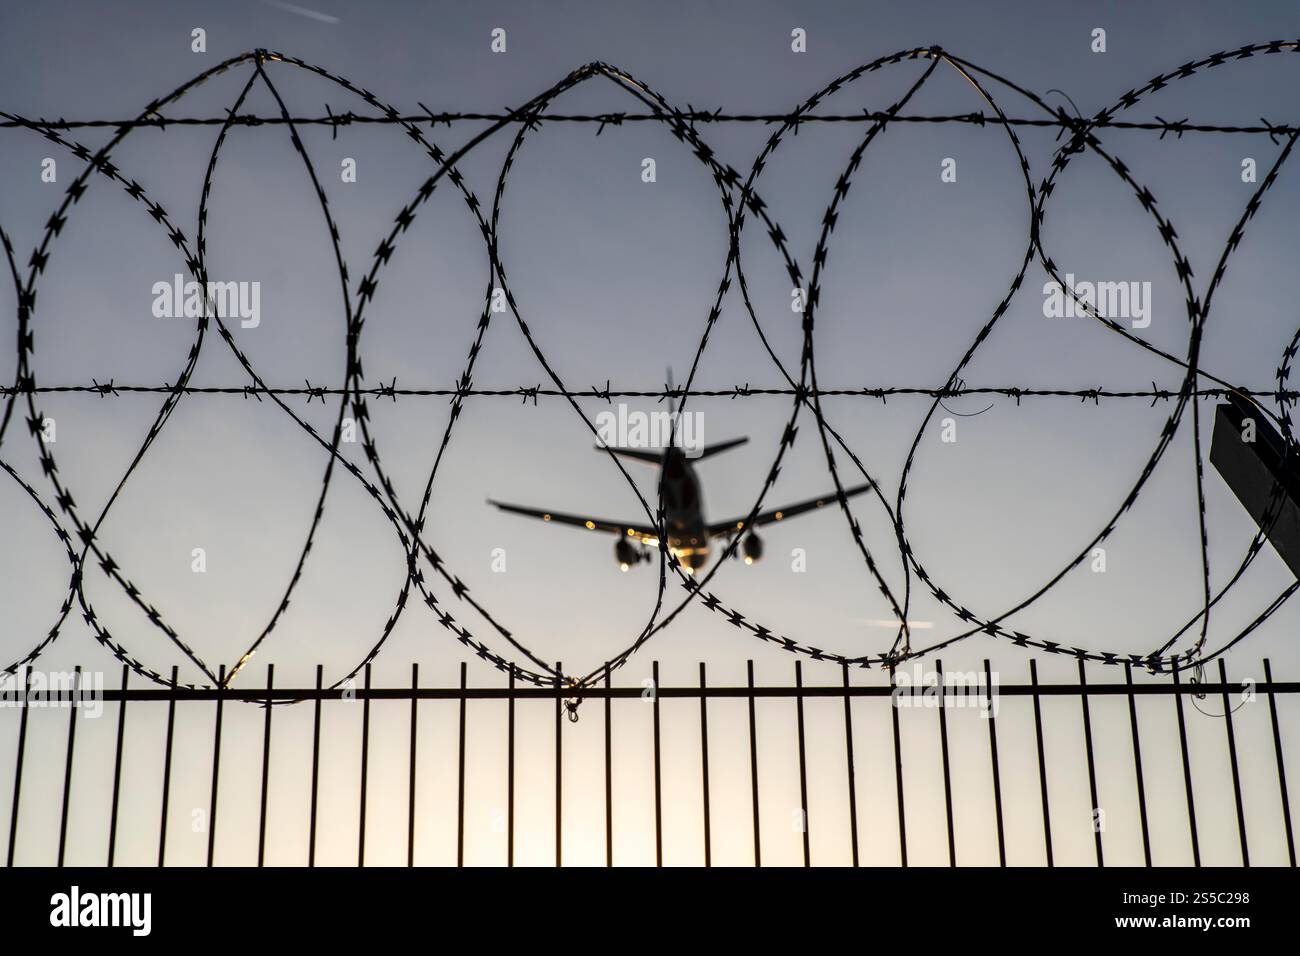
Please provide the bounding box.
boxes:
[2,0,1299,866]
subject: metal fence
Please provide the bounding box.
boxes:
[2,657,1296,867]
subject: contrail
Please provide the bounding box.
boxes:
[259,0,339,24]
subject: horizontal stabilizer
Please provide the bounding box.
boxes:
[696,436,749,460]
[594,445,663,464]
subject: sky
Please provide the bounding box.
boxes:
[1,0,1299,866]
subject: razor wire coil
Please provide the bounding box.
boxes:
[3,42,1300,701]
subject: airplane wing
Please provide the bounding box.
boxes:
[706,482,874,538]
[488,500,661,544]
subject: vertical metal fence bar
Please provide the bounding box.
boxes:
[1172,665,1200,866]
[1124,662,1151,866]
[555,660,562,868]
[358,663,371,867]
[408,662,418,868]
[1029,660,1053,867]
[1263,659,1295,866]
[56,665,81,867]
[257,664,274,867]
[747,660,761,867]
[157,666,177,867]
[508,666,516,868]
[309,664,322,867]
[936,658,955,867]
[457,661,467,868]
[653,659,663,867]
[206,664,225,868]
[837,660,857,868]
[107,664,129,866]
[795,660,810,867]
[603,663,612,868]
[890,665,907,867]
[6,668,32,867]
[1218,658,1249,866]
[841,663,860,868]
[985,660,1006,867]
[699,662,712,867]
[1078,659,1103,867]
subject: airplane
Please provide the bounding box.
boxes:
[488,382,872,574]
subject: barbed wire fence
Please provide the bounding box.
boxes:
[3,41,1300,707]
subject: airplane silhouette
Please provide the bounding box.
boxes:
[489,376,870,573]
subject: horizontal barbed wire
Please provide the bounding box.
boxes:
[2,111,1297,138]
[1,383,1292,403]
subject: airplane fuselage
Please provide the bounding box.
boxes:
[659,447,710,570]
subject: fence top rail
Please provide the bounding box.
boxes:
[1,680,1297,704]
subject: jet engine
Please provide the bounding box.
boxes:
[743,533,764,565]
[615,538,646,572]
